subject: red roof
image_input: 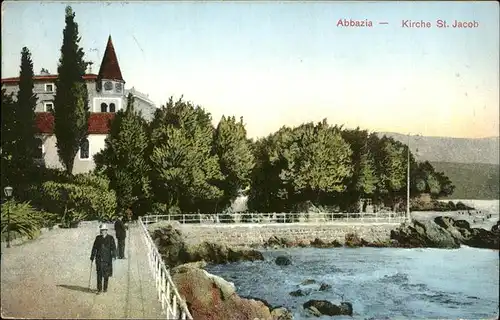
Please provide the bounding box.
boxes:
[97,35,124,82]
[36,112,115,134]
[1,74,97,84]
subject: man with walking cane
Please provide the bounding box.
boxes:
[90,224,116,294]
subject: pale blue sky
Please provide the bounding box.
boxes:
[2,1,499,138]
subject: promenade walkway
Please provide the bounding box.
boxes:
[1,221,163,319]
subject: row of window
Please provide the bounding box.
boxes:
[42,102,117,113]
[36,138,90,160]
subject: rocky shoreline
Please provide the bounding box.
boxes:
[149,216,499,319]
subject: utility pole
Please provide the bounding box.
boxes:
[407,133,411,223]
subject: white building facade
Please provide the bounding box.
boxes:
[1,35,156,174]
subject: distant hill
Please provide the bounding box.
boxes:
[430,162,499,200]
[377,132,499,165]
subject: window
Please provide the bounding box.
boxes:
[36,137,44,159]
[79,139,89,160]
[109,103,116,113]
[44,102,54,112]
[45,84,54,92]
[101,103,108,112]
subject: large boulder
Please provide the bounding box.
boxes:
[303,299,353,316]
[171,264,272,320]
[390,219,460,248]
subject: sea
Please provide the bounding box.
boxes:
[205,200,500,320]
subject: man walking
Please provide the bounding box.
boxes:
[90,224,116,294]
[114,216,127,259]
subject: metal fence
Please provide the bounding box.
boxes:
[138,216,193,320]
[142,212,406,225]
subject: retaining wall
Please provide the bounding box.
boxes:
[179,223,400,247]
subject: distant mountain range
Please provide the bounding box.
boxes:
[376,132,499,199]
[376,132,499,165]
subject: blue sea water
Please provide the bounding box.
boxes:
[205,246,499,319]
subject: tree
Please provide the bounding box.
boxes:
[12,47,39,185]
[148,97,223,213]
[1,89,17,188]
[94,93,151,214]
[248,120,353,212]
[212,116,254,211]
[341,128,378,210]
[53,6,89,174]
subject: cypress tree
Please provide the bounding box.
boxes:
[54,6,89,174]
[13,47,38,184]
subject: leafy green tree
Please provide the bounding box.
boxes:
[435,171,455,198]
[368,134,408,208]
[53,6,89,174]
[212,116,254,211]
[1,89,17,188]
[12,47,39,185]
[341,128,378,210]
[94,93,151,214]
[248,120,352,212]
[148,97,223,213]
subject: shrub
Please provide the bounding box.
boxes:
[31,180,117,224]
[1,200,57,240]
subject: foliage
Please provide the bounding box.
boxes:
[1,89,17,189]
[53,6,89,174]
[148,96,223,213]
[1,200,57,240]
[94,93,151,213]
[340,128,378,209]
[248,119,353,212]
[212,115,255,211]
[30,177,117,224]
[12,47,39,185]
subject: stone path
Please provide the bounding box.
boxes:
[1,222,163,319]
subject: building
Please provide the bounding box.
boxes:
[1,35,157,174]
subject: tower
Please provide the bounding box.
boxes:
[95,35,125,113]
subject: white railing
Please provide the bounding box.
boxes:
[141,212,406,225]
[138,216,193,320]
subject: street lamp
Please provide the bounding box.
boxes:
[4,186,13,248]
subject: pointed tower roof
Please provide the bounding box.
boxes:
[97,35,124,82]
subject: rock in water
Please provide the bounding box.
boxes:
[275,255,292,266]
[303,299,353,316]
[271,307,293,320]
[319,283,332,291]
[390,219,460,248]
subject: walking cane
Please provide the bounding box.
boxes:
[88,260,93,290]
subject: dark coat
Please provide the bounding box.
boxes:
[114,220,127,239]
[90,234,116,277]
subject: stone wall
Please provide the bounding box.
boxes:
[179,223,399,247]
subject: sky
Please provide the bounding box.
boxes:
[2,1,499,139]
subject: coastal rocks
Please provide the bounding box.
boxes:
[303,299,353,317]
[171,264,273,320]
[319,283,332,291]
[275,255,292,266]
[271,307,293,320]
[344,232,369,247]
[390,219,460,248]
[491,220,500,234]
[264,235,294,248]
[301,279,316,285]
[151,224,264,267]
[390,217,499,250]
[311,238,342,248]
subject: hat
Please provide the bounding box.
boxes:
[99,224,108,230]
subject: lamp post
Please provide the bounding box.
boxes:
[4,186,13,248]
[406,135,411,223]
